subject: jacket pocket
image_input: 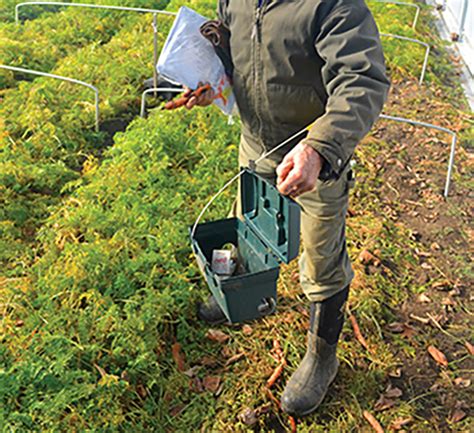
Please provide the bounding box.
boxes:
[265,82,325,127]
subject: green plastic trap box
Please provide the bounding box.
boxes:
[191,168,301,323]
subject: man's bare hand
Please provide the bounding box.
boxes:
[276,142,323,197]
[184,82,215,109]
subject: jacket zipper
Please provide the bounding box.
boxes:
[252,0,267,149]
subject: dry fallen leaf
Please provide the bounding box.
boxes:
[465,341,474,356]
[206,329,230,344]
[388,367,402,378]
[391,416,412,430]
[448,287,461,297]
[349,314,370,351]
[224,352,245,366]
[359,249,381,266]
[454,399,468,409]
[387,322,405,333]
[242,324,253,335]
[384,385,403,399]
[427,345,448,367]
[221,346,234,358]
[183,366,200,378]
[200,355,218,367]
[203,375,221,393]
[171,343,187,372]
[136,384,147,399]
[454,377,471,388]
[169,404,185,417]
[432,280,451,291]
[363,410,385,433]
[448,409,466,424]
[238,407,258,426]
[430,382,442,393]
[374,395,395,412]
[189,376,204,393]
[375,385,402,411]
[417,293,431,303]
[442,297,457,307]
[401,324,416,339]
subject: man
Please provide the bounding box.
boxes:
[190,0,390,417]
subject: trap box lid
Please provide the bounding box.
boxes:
[240,168,300,264]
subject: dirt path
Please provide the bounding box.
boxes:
[200,79,473,432]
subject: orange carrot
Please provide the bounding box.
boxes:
[266,362,285,388]
[164,84,211,110]
[265,388,281,409]
[363,410,385,433]
[289,416,297,432]
[349,314,370,351]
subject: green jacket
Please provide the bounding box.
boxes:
[218,0,390,177]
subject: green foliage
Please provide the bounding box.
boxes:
[0,0,170,22]
[0,1,170,88]
[0,6,164,89]
[167,0,217,16]
[368,1,460,90]
[1,14,171,160]
[0,7,172,275]
[1,108,239,431]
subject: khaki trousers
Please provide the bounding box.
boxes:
[234,135,354,302]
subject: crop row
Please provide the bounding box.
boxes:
[0,0,170,89]
[1,106,240,433]
[2,11,225,427]
[0,7,175,275]
[0,0,171,22]
[0,0,219,278]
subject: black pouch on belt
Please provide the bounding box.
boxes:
[200,19,234,81]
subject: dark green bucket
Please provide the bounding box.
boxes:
[191,169,301,323]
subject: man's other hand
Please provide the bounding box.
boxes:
[276,143,323,197]
[185,82,215,109]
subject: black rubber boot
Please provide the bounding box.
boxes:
[197,295,228,325]
[281,286,349,417]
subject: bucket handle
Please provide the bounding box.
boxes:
[190,123,314,238]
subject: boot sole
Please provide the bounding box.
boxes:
[282,364,339,418]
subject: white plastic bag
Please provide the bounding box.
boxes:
[157,6,235,115]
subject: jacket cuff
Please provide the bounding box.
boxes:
[301,136,346,180]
